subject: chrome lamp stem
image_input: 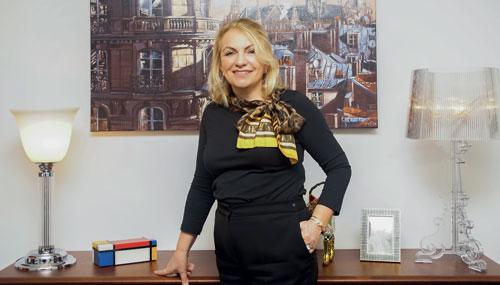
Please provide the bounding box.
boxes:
[40,163,53,253]
[14,163,76,271]
[415,141,487,272]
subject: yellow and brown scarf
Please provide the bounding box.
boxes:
[228,92,305,164]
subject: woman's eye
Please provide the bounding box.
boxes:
[224,51,233,56]
[248,50,255,54]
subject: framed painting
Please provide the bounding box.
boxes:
[360,208,401,263]
[90,0,377,131]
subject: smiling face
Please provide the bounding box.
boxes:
[220,28,267,101]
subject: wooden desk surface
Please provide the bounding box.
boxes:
[1,249,500,284]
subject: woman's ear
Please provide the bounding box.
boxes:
[263,65,269,77]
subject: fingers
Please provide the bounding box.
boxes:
[306,235,321,253]
[179,271,189,285]
[309,245,316,253]
[300,220,323,253]
[154,268,170,275]
[155,264,194,283]
[305,241,316,253]
[155,268,190,284]
[299,220,305,231]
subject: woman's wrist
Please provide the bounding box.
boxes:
[311,204,334,232]
[176,231,197,255]
[175,248,190,254]
[309,216,325,233]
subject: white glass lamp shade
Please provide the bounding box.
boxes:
[11,108,79,163]
[406,67,500,141]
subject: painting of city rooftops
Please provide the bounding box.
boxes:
[90,0,377,132]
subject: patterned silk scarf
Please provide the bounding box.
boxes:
[228,92,305,164]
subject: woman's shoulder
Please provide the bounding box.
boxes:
[280,90,311,106]
[200,101,217,123]
[202,101,223,115]
[201,101,234,122]
[280,90,317,113]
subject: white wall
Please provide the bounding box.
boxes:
[1,0,500,270]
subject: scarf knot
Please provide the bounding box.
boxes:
[228,92,305,164]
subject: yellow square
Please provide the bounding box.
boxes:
[151,247,157,261]
[92,240,110,250]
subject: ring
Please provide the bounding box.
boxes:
[306,244,312,250]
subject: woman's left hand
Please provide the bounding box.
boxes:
[299,220,323,254]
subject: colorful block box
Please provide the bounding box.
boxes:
[92,237,157,267]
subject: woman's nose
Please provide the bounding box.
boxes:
[235,53,247,66]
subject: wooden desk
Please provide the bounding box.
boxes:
[1,249,499,284]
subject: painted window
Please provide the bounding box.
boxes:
[91,49,108,92]
[138,49,164,89]
[347,33,359,49]
[139,50,163,76]
[311,92,324,108]
[199,0,208,17]
[346,55,358,63]
[139,0,163,16]
[91,105,109,131]
[90,0,108,33]
[139,107,165,130]
[171,47,194,71]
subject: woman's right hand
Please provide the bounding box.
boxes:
[154,250,195,285]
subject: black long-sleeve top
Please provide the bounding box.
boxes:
[180,90,351,235]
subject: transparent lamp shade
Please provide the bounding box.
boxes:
[11,108,79,163]
[406,68,500,272]
[406,67,500,141]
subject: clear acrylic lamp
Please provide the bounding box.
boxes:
[406,67,500,272]
[11,107,79,271]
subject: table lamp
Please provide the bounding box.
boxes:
[11,107,79,271]
[406,67,500,272]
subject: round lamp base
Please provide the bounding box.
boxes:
[15,248,76,271]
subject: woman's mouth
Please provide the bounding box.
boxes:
[233,70,252,75]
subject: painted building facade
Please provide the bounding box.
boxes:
[91,0,218,131]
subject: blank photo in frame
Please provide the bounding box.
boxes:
[360,208,401,262]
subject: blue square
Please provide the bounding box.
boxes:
[150,239,157,246]
[94,250,114,267]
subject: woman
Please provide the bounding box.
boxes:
[155,18,351,284]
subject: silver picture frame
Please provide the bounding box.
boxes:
[360,208,401,262]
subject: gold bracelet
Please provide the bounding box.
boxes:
[309,216,325,233]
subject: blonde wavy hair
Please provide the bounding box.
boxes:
[208,18,284,107]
